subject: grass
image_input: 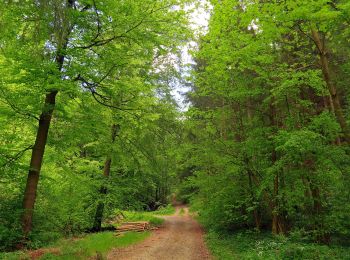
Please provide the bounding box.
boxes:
[0,232,150,260]
[0,206,175,260]
[42,231,149,260]
[153,205,176,215]
[118,204,175,227]
[179,208,185,216]
[206,231,350,260]
[0,251,28,260]
[121,211,165,227]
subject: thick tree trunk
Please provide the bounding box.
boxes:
[22,90,58,237]
[311,29,350,144]
[21,0,75,241]
[92,124,118,232]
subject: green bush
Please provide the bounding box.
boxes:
[0,197,23,251]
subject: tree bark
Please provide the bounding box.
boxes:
[92,187,107,232]
[311,29,350,144]
[92,124,119,232]
[269,100,285,235]
[245,106,261,230]
[271,172,283,234]
[247,166,261,230]
[22,91,58,237]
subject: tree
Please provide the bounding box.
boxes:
[180,0,350,242]
[1,0,191,240]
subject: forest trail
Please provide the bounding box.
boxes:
[107,206,212,260]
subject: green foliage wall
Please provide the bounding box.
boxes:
[178,0,350,243]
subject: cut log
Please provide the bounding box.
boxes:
[115,221,151,234]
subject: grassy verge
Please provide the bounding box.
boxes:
[0,232,149,260]
[179,208,185,216]
[121,211,165,227]
[153,205,175,215]
[206,231,350,260]
[43,231,149,259]
[0,206,175,259]
[0,251,28,260]
[118,204,175,227]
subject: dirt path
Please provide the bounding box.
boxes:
[107,206,212,260]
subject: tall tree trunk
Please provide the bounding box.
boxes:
[92,124,118,232]
[311,29,350,144]
[22,91,58,237]
[269,100,285,235]
[247,166,261,230]
[271,163,285,234]
[304,159,330,243]
[245,101,260,230]
[21,0,75,240]
[271,154,284,234]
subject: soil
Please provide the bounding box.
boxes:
[107,206,212,260]
[28,248,60,259]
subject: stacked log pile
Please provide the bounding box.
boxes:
[116,221,151,235]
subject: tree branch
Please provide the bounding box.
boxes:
[2,145,34,167]
[75,3,173,49]
[0,89,40,121]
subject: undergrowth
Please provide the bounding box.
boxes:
[0,206,175,259]
[121,211,164,227]
[0,231,149,260]
[206,230,350,260]
[43,231,149,259]
[153,205,175,215]
[119,204,175,227]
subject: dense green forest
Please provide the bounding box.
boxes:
[0,0,191,251]
[1,0,350,259]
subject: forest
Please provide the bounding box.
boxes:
[1,0,350,259]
